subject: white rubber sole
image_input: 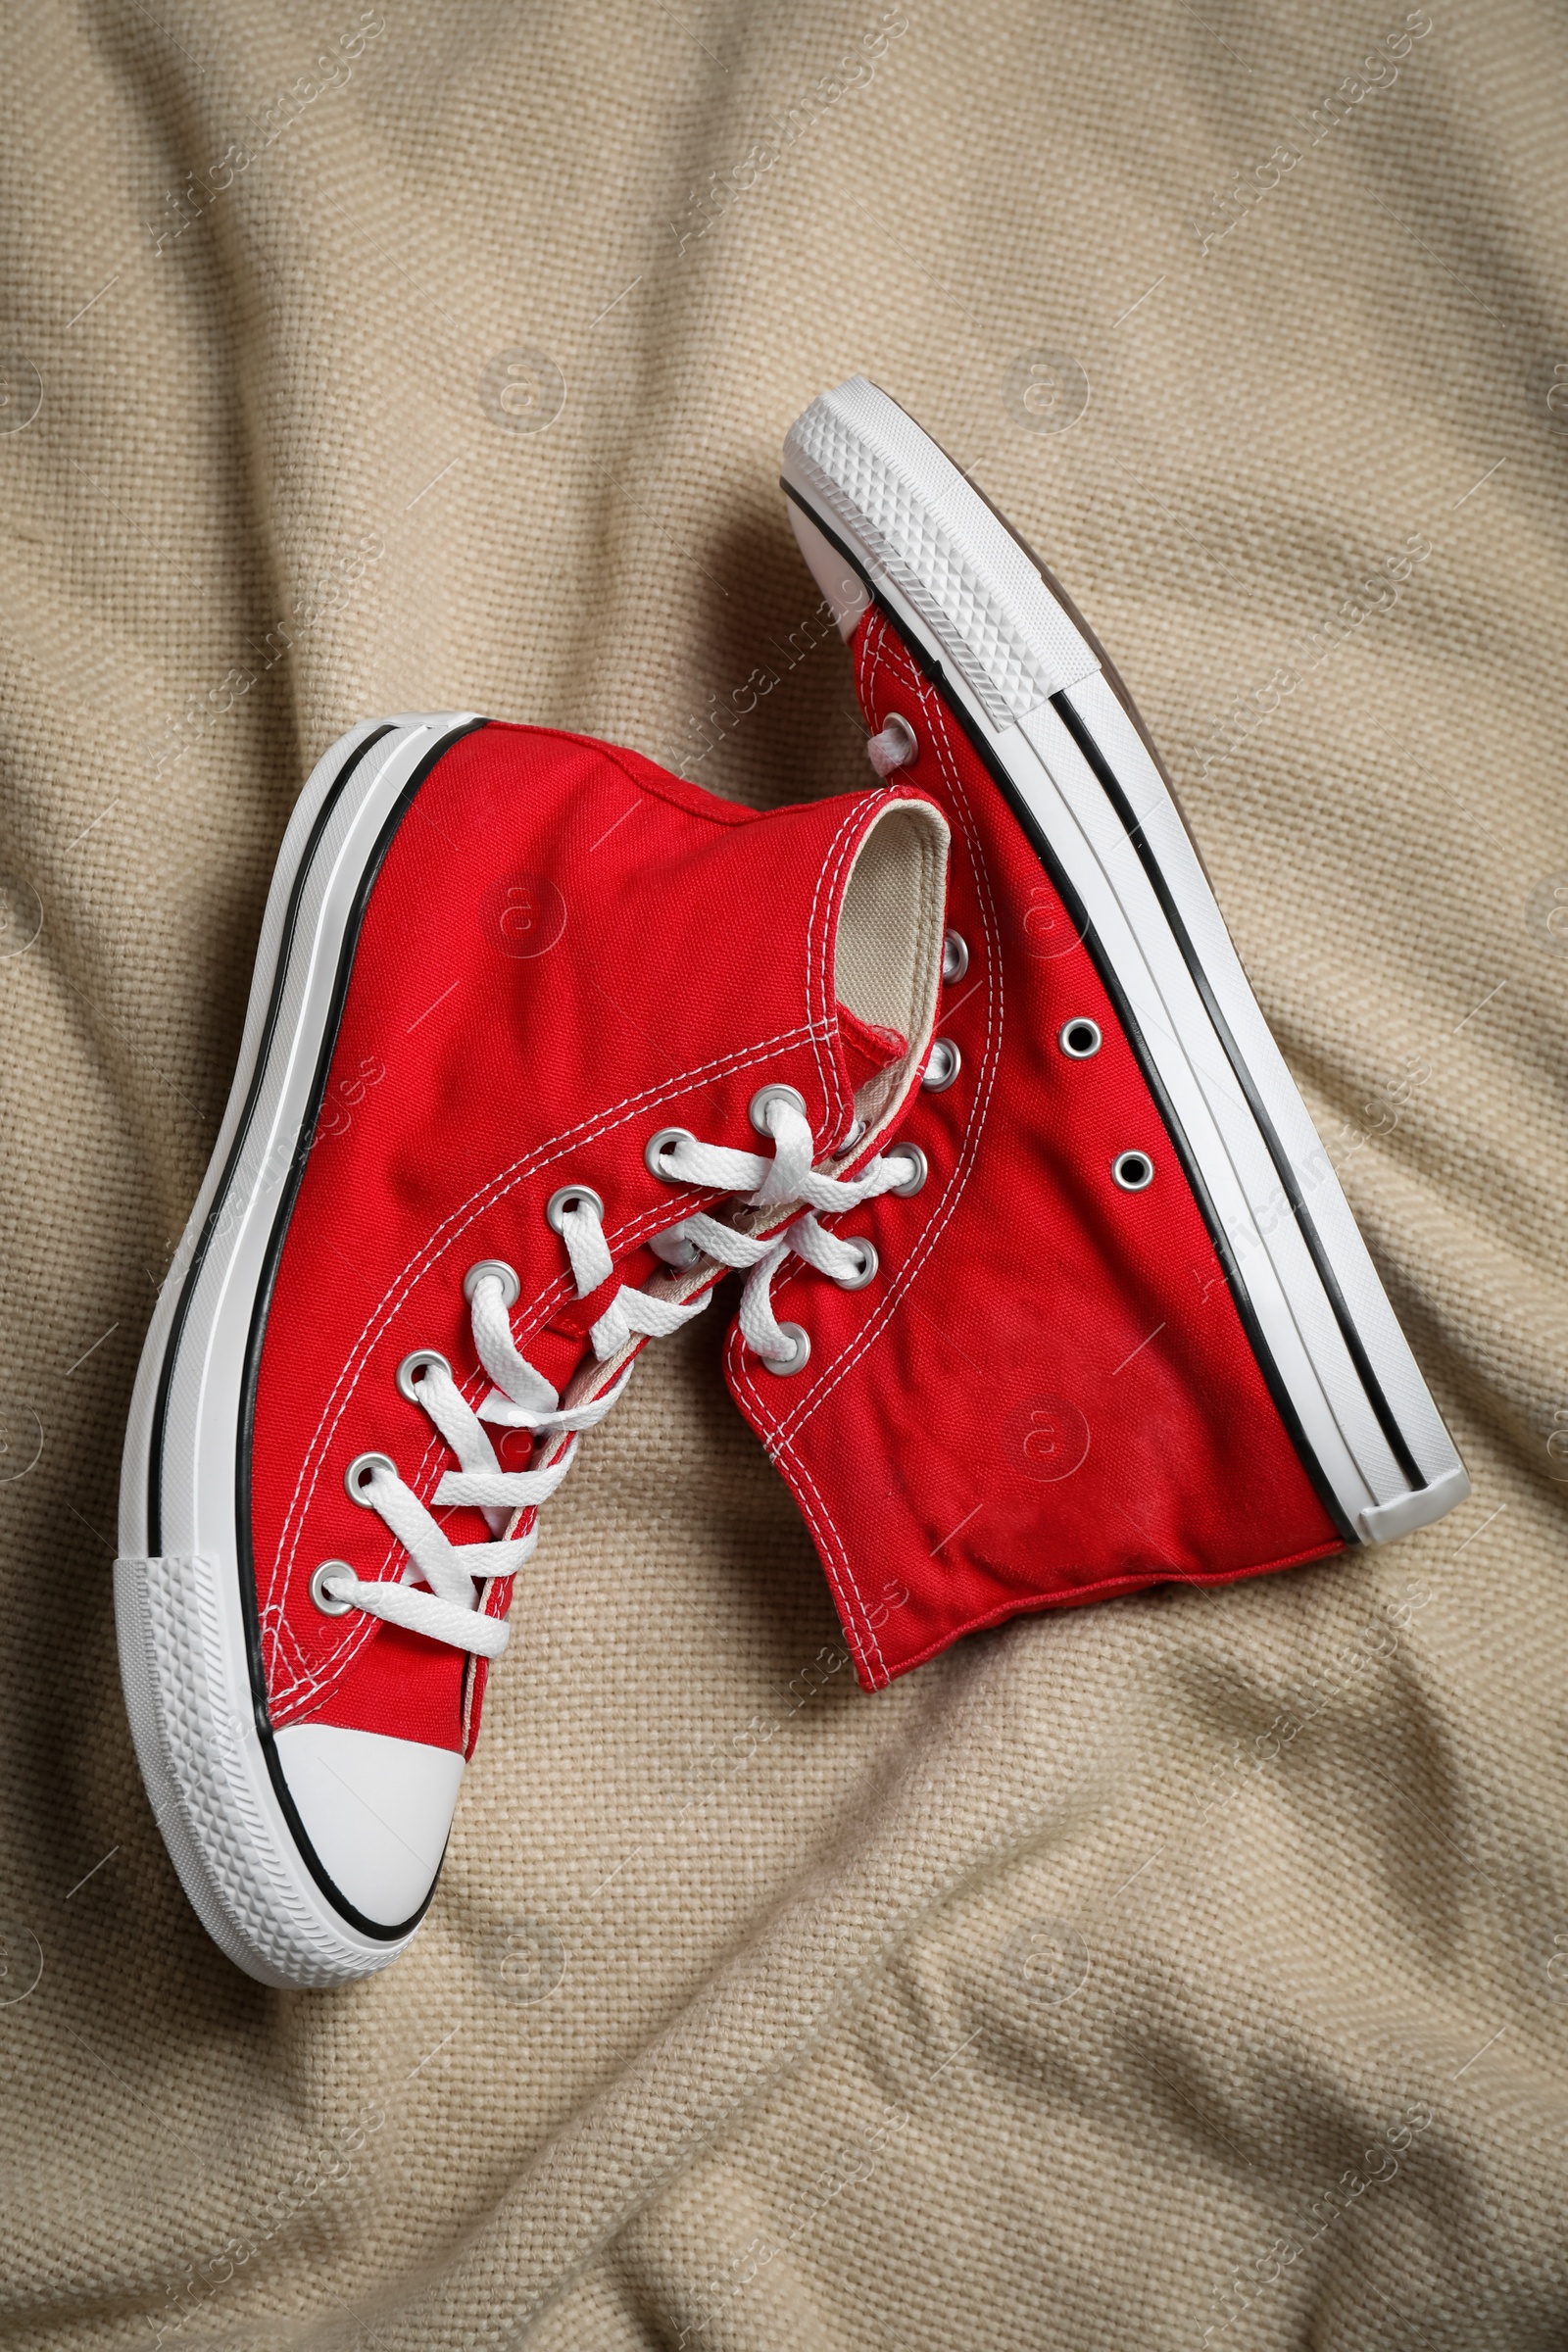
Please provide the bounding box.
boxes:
[784,377,1467,1546]
[116,712,481,1987]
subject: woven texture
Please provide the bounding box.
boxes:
[2,3,1565,2344]
[787,389,1101,711]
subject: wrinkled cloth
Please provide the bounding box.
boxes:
[1,3,1565,2345]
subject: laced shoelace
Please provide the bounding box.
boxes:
[317,1094,922,1657]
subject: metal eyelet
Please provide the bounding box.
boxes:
[867,711,918,775]
[750,1083,808,1135]
[645,1126,695,1180]
[546,1184,604,1233]
[884,712,918,762]
[835,1238,878,1291]
[887,1144,928,1197]
[650,1225,702,1268]
[942,930,969,984]
[344,1451,397,1504]
[463,1258,519,1306]
[921,1038,961,1092]
[1059,1017,1102,1059]
[1112,1151,1154,1193]
[830,1118,867,1162]
[396,1348,451,1403]
[761,1322,811,1376]
[310,1561,355,1617]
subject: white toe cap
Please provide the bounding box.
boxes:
[273,1722,464,1928]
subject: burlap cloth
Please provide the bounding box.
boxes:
[2,3,1564,2344]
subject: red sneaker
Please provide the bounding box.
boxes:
[717,377,1469,1691]
[116,712,948,1983]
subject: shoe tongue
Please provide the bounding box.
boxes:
[836,1002,908,1089]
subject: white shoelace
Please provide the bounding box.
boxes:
[318,1096,920,1658]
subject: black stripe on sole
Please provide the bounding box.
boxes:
[1048,685,1427,1495]
[784,480,1360,1549]
[145,723,397,1558]
[237,716,488,1939]
[147,717,487,1945]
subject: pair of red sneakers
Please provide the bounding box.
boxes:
[117,382,1467,1985]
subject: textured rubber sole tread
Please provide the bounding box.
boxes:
[781,375,1467,1541]
[116,715,480,1986]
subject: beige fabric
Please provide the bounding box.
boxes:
[834,804,946,1048]
[834,799,950,1136]
[2,2,1564,2344]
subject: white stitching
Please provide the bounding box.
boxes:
[266,1179,751,1711]
[727,620,1009,1667]
[266,794,904,1704]
[264,1022,825,1672]
[766,1418,885,1686]
[736,627,999,1438]
[268,1051,804,1704]
[766,634,1006,1438]
[803,795,889,1142]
